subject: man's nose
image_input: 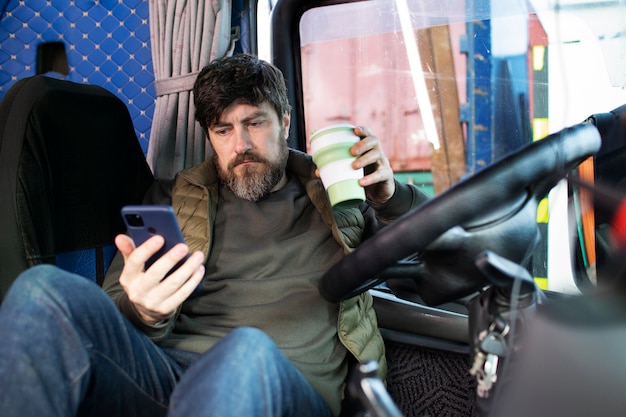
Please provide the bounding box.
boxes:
[233,128,252,154]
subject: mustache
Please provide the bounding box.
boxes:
[230,152,267,169]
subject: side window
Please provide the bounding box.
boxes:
[291,0,626,195]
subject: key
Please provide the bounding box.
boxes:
[480,331,508,357]
[469,350,486,376]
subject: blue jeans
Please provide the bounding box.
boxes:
[0,265,331,417]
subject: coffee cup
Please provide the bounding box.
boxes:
[310,124,365,209]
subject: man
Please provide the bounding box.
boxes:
[0,54,428,417]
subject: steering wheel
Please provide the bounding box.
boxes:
[319,123,602,303]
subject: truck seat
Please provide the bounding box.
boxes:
[0,75,154,300]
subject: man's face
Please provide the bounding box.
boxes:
[208,101,290,201]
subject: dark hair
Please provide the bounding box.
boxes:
[193,54,291,131]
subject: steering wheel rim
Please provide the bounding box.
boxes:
[320,123,602,302]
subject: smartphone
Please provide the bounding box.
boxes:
[121,205,189,275]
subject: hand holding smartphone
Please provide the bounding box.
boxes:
[121,205,189,275]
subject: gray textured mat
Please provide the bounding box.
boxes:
[385,342,477,417]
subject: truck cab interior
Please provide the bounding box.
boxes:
[1,0,626,415]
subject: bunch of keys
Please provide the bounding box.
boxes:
[470,318,510,398]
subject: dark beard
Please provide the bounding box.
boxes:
[215,140,289,202]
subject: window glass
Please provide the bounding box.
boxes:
[299,0,626,194]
